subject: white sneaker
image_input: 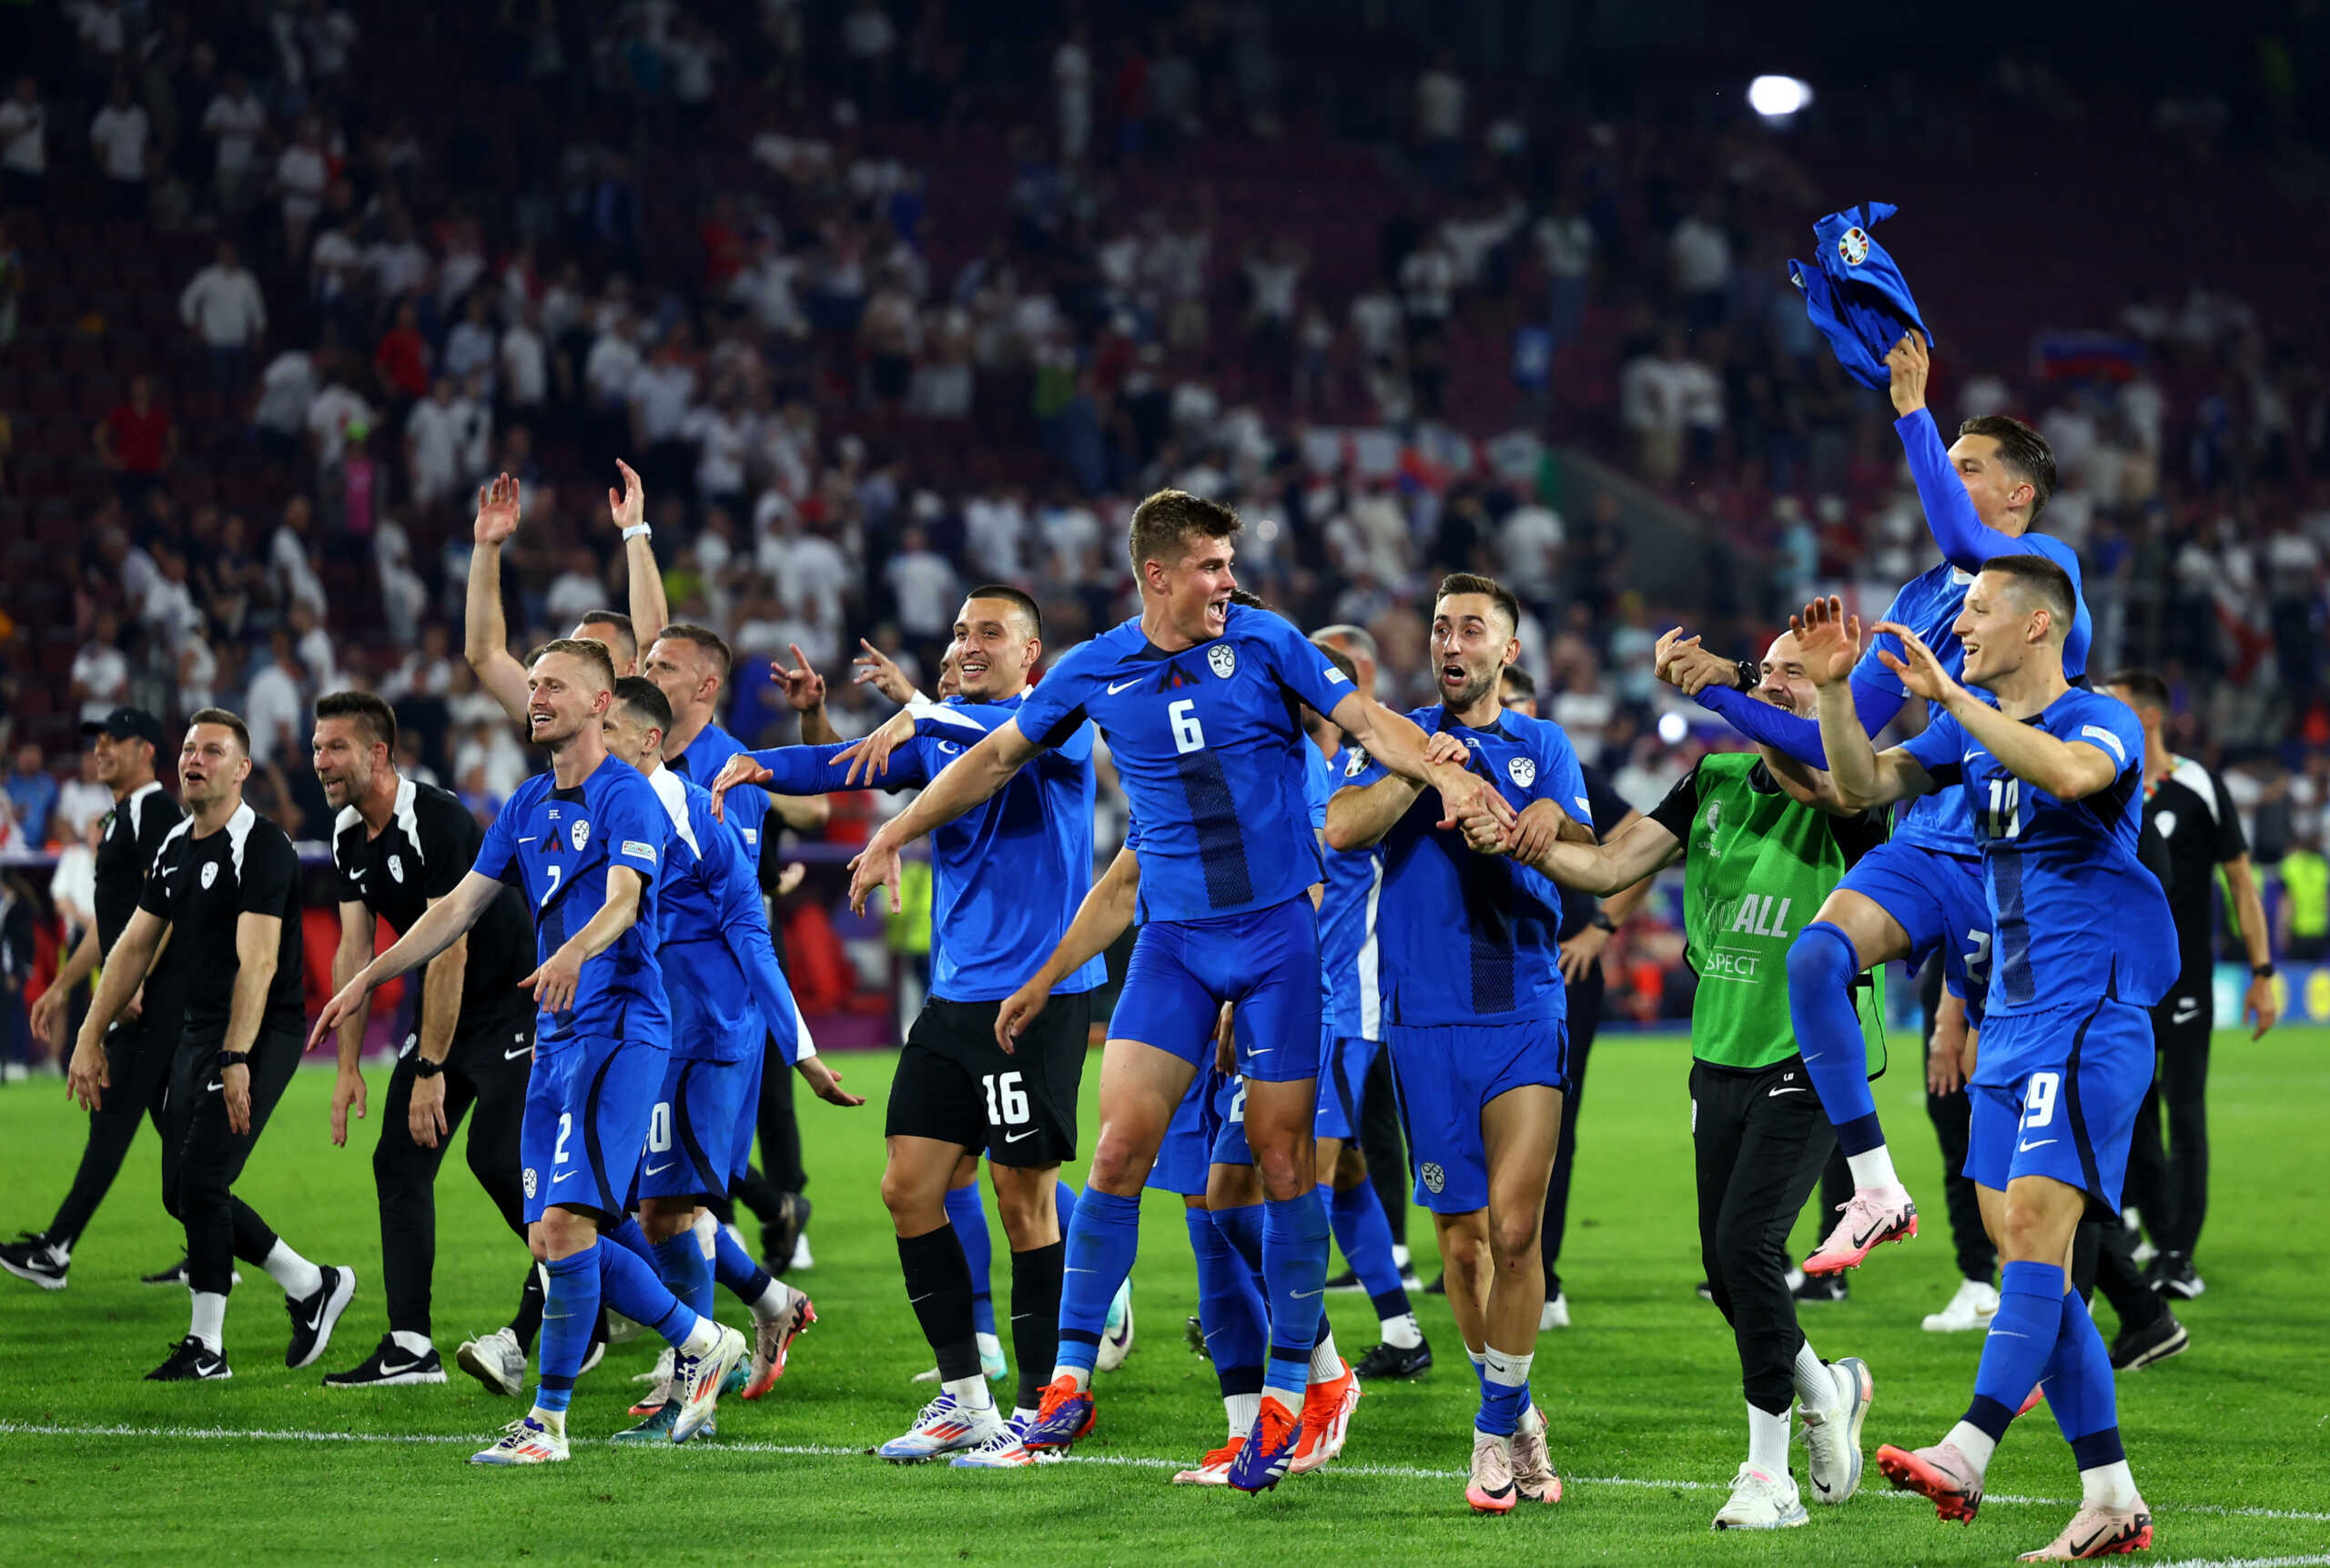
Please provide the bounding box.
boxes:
[949,1411,1059,1468]
[455,1328,526,1398]
[1712,1463,1808,1529]
[471,1414,569,1466]
[1800,1356,1872,1504]
[1095,1280,1135,1372]
[633,1343,676,1384]
[1509,1401,1563,1503]
[669,1325,748,1443]
[1538,1292,1570,1330]
[1921,1278,2001,1333]
[789,1232,814,1271]
[875,1391,1005,1462]
[602,1310,643,1345]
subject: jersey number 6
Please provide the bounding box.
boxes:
[1170,698,1207,754]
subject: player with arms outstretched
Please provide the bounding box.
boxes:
[1791,563,2171,1561]
[847,491,1509,1492]
[1666,332,2093,1278]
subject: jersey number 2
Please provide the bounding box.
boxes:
[1984,777,2023,840]
[1169,698,1207,754]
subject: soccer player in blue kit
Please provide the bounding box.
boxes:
[846,491,1511,1492]
[596,676,856,1443]
[1332,575,1593,1514]
[1791,564,2172,1562]
[312,640,750,1465]
[713,588,1109,1468]
[1672,331,2094,1278]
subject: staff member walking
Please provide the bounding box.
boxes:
[72,708,356,1380]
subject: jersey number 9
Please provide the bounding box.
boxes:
[1170,699,1207,755]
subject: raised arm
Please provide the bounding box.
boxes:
[464,473,531,723]
[309,869,505,1048]
[608,459,668,650]
[994,845,1140,1051]
[1875,619,2116,801]
[1798,598,1939,811]
[1888,332,2021,572]
[771,643,839,745]
[846,718,1042,916]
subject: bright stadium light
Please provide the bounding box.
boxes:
[1658,711,1690,745]
[1748,76,1813,120]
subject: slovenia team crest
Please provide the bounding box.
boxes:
[571,819,591,851]
[200,862,218,888]
[1506,756,1536,788]
[1421,1162,1446,1195]
[388,854,404,884]
[1208,644,1236,679]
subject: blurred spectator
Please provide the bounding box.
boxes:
[1534,195,1594,354]
[254,344,318,464]
[71,612,129,726]
[277,117,329,258]
[201,70,267,217]
[0,76,44,208]
[179,239,268,392]
[5,744,57,845]
[94,374,176,509]
[244,629,308,768]
[56,748,112,842]
[405,377,468,510]
[1055,25,1093,164]
[1670,194,1732,326]
[0,217,19,349]
[374,298,431,405]
[1413,50,1465,186]
[87,76,149,218]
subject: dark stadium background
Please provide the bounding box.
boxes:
[3,0,2328,1066]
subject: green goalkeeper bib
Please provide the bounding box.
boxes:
[1682,753,1886,1075]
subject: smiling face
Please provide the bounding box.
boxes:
[91,731,149,789]
[1431,592,1519,713]
[310,714,383,810]
[525,651,611,750]
[1952,570,2047,690]
[1755,632,1818,717]
[178,723,250,810]
[1145,532,1238,646]
[951,596,1039,702]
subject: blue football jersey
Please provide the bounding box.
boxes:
[1346,706,1592,1027]
[1859,545,2093,856]
[646,767,803,1064]
[745,690,1106,1003]
[1011,604,1355,925]
[671,721,771,865]
[1901,688,2174,1028]
[472,754,669,1050]
[1320,744,1387,1041]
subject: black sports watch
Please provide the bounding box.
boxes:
[217,1050,250,1071]
[2252,963,2276,980]
[1590,913,1619,934]
[411,1057,447,1079]
[1732,657,1759,693]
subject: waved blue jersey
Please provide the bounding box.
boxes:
[746,690,1104,1002]
[471,754,668,1051]
[1901,688,2173,1030]
[1860,550,2092,855]
[1320,744,1386,1040]
[646,768,805,1066]
[1012,604,1354,925]
[669,721,772,867]
[1347,706,1591,1027]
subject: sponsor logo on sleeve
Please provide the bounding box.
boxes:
[621,840,657,863]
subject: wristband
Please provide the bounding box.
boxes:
[217,1050,250,1071]
[1732,658,1759,693]
[622,522,652,541]
[2252,963,2276,980]
[1590,913,1619,934]
[411,1056,446,1079]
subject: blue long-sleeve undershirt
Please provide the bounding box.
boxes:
[1898,408,2024,572]
[1695,678,1907,770]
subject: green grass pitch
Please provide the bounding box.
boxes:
[3,1029,2325,1565]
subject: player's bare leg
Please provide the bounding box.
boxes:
[1797,890,1921,1274]
[1479,1085,1564,1505]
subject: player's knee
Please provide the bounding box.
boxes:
[1488,1211,1542,1266]
[878,1165,946,1229]
[1998,1201,2072,1265]
[1332,1144,1369,1188]
[1788,921,1857,1001]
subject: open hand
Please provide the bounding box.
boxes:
[607,459,645,532]
[474,472,522,546]
[1789,597,1861,688]
[846,830,904,916]
[1871,619,1960,705]
[772,644,826,713]
[709,752,774,821]
[836,709,917,786]
[798,1056,866,1107]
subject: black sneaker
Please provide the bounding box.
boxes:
[1354,1337,1433,1380]
[2148,1251,2205,1300]
[2109,1311,2189,1371]
[0,1232,67,1290]
[323,1333,448,1388]
[764,1193,813,1280]
[1423,1271,1447,1296]
[147,1335,232,1381]
[1695,1279,1716,1301]
[1792,1272,1849,1303]
[285,1264,358,1369]
[1185,1314,1209,1358]
[1322,1268,1365,1293]
[143,1257,190,1287]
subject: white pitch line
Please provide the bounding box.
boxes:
[2,1421,2325,1524]
[2154,1559,2330,1568]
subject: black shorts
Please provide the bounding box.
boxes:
[886,991,1093,1168]
[436,1005,539,1082]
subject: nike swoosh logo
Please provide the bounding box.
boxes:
[1850,1221,1885,1249]
[1004,1128,1038,1143]
[206,1079,224,1092]
[1248,1047,1272,1057]
[553,1170,578,1183]
[907,1292,934,1305]
[505,1046,532,1059]
[1768,1087,1803,1097]
[519,836,538,843]
[1065,1266,1096,1274]
[2019,1138,2057,1152]
[1291,1287,1324,1300]
[643,1161,674,1175]
[1106,678,1141,694]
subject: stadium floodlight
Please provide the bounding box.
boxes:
[1748,76,1813,120]
[1657,711,1690,745]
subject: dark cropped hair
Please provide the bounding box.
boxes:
[1959,414,2056,523]
[314,690,396,753]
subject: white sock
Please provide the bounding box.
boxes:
[262,1240,325,1300]
[1392,1244,1412,1271]
[1225,1391,1261,1438]
[1261,1385,1302,1418]
[1309,1328,1341,1381]
[1748,1402,1791,1475]
[1791,1342,1839,1413]
[1048,1361,1092,1392]
[1944,1420,1998,1474]
[943,1372,995,1411]
[1845,1147,1899,1190]
[693,1211,719,1259]
[1012,1404,1037,1426]
[188,1290,228,1352]
[976,1330,1004,1365]
[746,1279,789,1322]
[678,1316,724,1358]
[390,1329,433,1358]
[1482,1345,1534,1391]
[529,1404,566,1438]
[2082,1459,2138,1511]
[1466,1343,1488,1378]
[1381,1310,1422,1350]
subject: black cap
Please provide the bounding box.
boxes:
[82,706,166,748]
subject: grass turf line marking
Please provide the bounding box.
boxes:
[4,1421,2325,1524]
